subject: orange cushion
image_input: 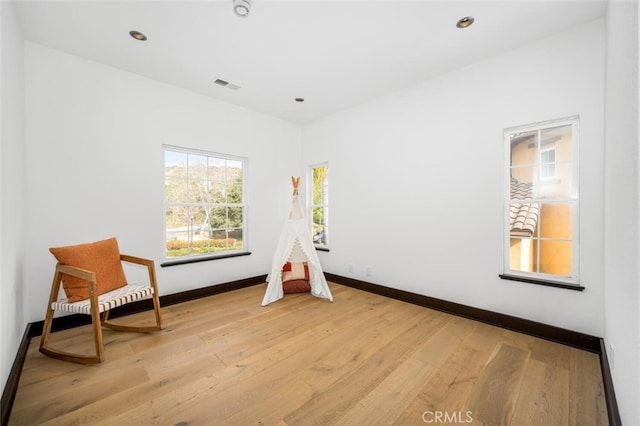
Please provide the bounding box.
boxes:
[49,238,127,303]
[283,279,311,294]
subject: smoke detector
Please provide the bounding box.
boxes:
[233,0,251,18]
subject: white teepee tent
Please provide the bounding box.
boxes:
[262,177,333,306]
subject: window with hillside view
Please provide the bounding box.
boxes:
[164,146,246,260]
[504,117,580,286]
[311,164,329,248]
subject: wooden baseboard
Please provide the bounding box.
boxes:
[325,273,600,351]
[2,273,621,426]
[1,324,32,426]
[325,272,621,426]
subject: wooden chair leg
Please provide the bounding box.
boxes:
[39,266,104,364]
[39,270,62,356]
[148,258,163,330]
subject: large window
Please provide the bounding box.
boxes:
[310,163,329,248]
[503,117,579,286]
[164,146,246,260]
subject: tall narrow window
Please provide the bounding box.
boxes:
[503,117,579,286]
[311,163,329,248]
[164,146,247,260]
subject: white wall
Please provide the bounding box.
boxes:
[0,0,26,395]
[302,20,606,337]
[604,1,639,423]
[23,42,302,322]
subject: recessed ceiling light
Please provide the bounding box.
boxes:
[295,98,305,103]
[233,0,251,18]
[129,30,147,41]
[456,16,475,29]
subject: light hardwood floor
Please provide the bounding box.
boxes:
[10,283,608,425]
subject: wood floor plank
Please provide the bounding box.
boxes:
[511,358,570,425]
[9,283,609,425]
[394,321,502,425]
[568,348,609,425]
[464,343,530,425]
[283,312,452,425]
[333,357,437,425]
[21,353,227,426]
[10,365,150,425]
[211,290,363,366]
[411,314,476,367]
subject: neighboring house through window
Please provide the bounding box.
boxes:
[310,163,329,248]
[503,117,579,286]
[164,146,247,261]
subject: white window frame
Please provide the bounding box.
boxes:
[502,116,580,287]
[309,162,329,249]
[163,145,248,262]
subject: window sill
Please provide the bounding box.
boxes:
[499,274,585,291]
[315,247,330,252]
[161,251,251,267]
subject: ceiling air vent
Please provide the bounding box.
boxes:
[213,78,241,90]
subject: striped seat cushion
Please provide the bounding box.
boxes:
[51,283,154,315]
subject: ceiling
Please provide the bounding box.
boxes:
[12,0,607,124]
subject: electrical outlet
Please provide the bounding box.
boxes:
[609,344,614,370]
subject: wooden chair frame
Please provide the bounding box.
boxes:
[39,254,163,364]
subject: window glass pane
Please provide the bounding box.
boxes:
[539,160,572,199]
[509,201,539,237]
[229,228,243,250]
[542,125,572,150]
[165,151,188,177]
[227,159,243,171]
[189,153,207,168]
[510,130,538,168]
[165,176,188,204]
[313,206,326,244]
[539,203,572,239]
[208,156,225,168]
[509,238,534,272]
[551,161,573,198]
[510,169,536,200]
[228,206,243,228]
[208,182,226,203]
[189,186,206,204]
[207,157,225,183]
[313,166,328,205]
[539,240,572,276]
[190,206,208,238]
[209,206,227,229]
[165,206,190,247]
[228,182,243,203]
